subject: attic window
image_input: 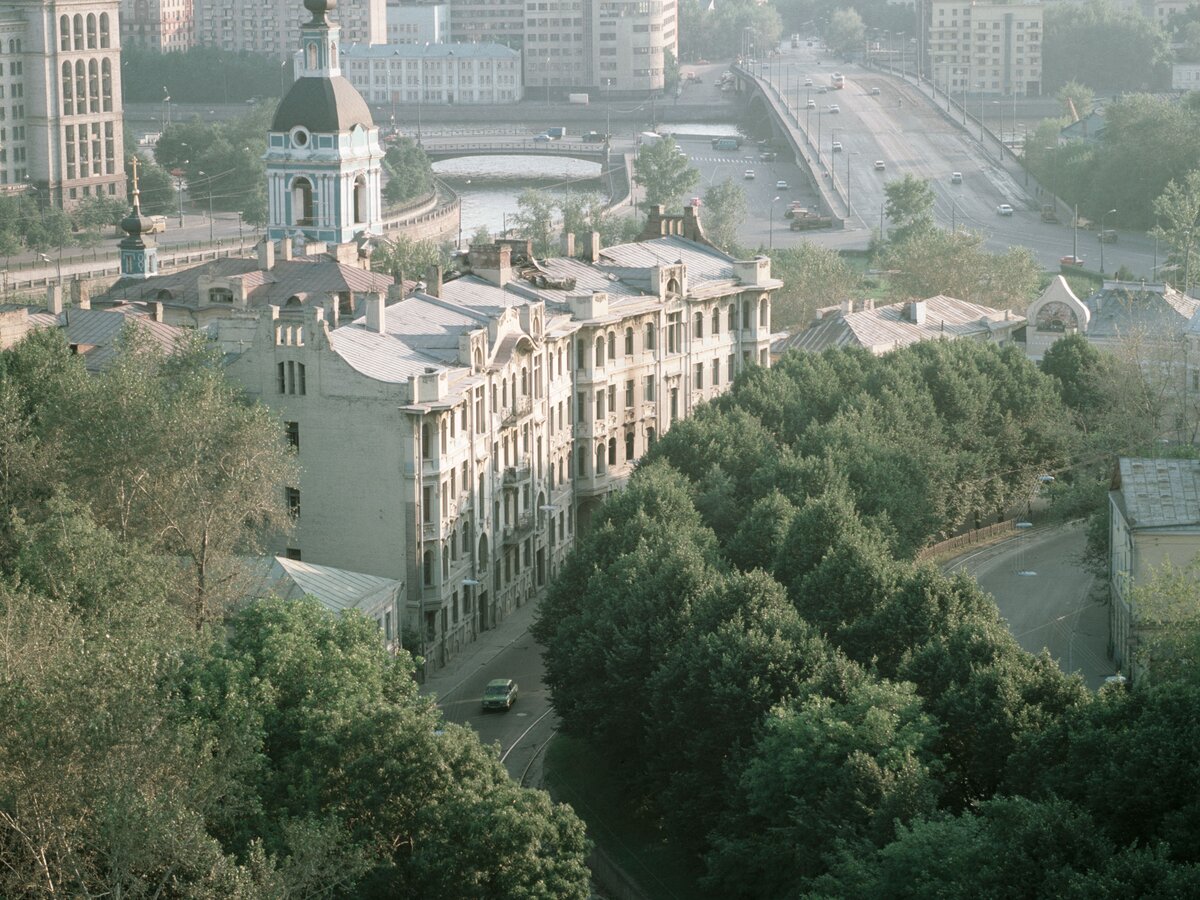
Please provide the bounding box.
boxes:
[208,287,234,304]
[155,289,172,300]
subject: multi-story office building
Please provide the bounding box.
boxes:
[194,0,384,59]
[926,0,1042,97]
[0,0,126,206]
[449,0,676,95]
[336,41,521,105]
[119,0,194,52]
[386,0,446,44]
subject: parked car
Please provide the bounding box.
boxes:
[482,678,519,711]
[874,160,885,170]
[828,104,840,113]
[581,131,608,142]
[1060,255,1085,267]
[806,99,816,109]
[776,180,789,189]
[950,171,963,184]
[832,141,843,152]
[997,203,1014,216]
[870,86,881,96]
[744,169,756,179]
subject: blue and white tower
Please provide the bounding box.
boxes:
[118,158,160,279]
[266,0,384,245]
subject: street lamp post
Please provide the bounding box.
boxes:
[978,82,986,143]
[1073,204,1080,262]
[38,253,62,285]
[198,170,215,242]
[769,196,781,250]
[1100,208,1116,275]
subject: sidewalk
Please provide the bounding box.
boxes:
[419,595,542,704]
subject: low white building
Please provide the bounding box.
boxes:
[333,41,522,105]
[1173,63,1200,92]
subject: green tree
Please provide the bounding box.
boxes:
[883,174,936,245]
[383,137,435,205]
[703,178,747,252]
[881,227,1041,308]
[1042,0,1170,93]
[704,676,943,898]
[634,137,699,210]
[512,188,558,257]
[371,234,447,282]
[767,243,864,329]
[1056,79,1096,120]
[1152,168,1200,290]
[826,8,866,55]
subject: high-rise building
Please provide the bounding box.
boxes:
[385,1,447,45]
[449,0,677,96]
[119,0,194,52]
[0,1,126,207]
[926,0,1042,97]
[194,0,384,59]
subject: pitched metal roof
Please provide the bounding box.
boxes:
[1085,282,1200,341]
[269,556,402,613]
[3,305,185,373]
[783,296,1024,355]
[1114,457,1200,530]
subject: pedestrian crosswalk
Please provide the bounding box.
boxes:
[685,155,765,164]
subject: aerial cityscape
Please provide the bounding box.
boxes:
[3,0,1200,896]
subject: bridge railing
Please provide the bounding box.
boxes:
[420,141,609,158]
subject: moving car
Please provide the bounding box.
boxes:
[581,131,608,143]
[832,141,843,152]
[744,169,756,179]
[806,99,817,109]
[760,150,777,161]
[828,104,840,113]
[776,180,789,190]
[870,86,881,96]
[482,678,519,711]
[1060,255,1085,267]
[804,77,813,86]
[534,133,553,142]
[1098,229,1118,243]
[950,172,963,184]
[874,160,885,170]
[997,203,1014,216]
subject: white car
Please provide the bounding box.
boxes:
[828,104,840,113]
[776,180,789,190]
[832,141,843,152]
[804,77,813,86]
[806,99,816,109]
[874,160,885,170]
[744,169,756,180]
[997,203,1014,216]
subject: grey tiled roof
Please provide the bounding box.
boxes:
[4,304,185,373]
[1115,457,1200,530]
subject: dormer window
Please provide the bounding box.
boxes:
[208,287,234,304]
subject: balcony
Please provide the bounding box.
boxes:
[503,464,532,486]
[502,396,532,426]
[502,511,534,545]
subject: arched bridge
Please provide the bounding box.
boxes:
[419,140,611,167]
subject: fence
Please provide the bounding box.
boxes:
[918,519,1016,561]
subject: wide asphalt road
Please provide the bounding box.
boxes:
[946,522,1115,689]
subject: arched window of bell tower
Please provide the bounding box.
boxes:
[292,177,314,227]
[353,174,367,224]
[306,42,318,70]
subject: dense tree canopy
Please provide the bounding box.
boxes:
[633,137,700,210]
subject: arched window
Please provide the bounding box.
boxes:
[667,277,681,295]
[352,174,367,223]
[85,13,96,49]
[608,437,617,466]
[644,322,656,351]
[594,336,604,366]
[607,332,616,359]
[712,307,721,336]
[596,444,606,475]
[423,549,434,585]
[61,62,73,115]
[99,13,111,48]
[59,15,70,51]
[647,426,656,447]
[624,327,634,355]
[473,347,483,370]
[549,465,555,489]
[759,298,768,332]
[87,60,99,113]
[74,61,85,115]
[101,59,112,112]
[521,366,528,395]
[306,41,318,70]
[442,544,450,578]
[478,534,489,566]
[291,177,314,226]
[693,311,704,339]
[727,305,736,330]
[72,14,83,50]
[626,431,635,460]
[502,378,508,407]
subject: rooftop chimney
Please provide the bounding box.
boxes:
[425,264,443,298]
[72,280,91,310]
[46,284,63,316]
[469,244,512,288]
[588,230,601,263]
[907,300,927,325]
[280,236,293,262]
[561,232,576,258]
[258,239,275,270]
[365,292,385,333]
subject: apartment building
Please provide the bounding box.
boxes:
[386,1,447,44]
[221,225,776,668]
[119,0,194,52]
[336,41,521,105]
[194,0,384,59]
[0,0,126,206]
[926,0,1042,97]
[448,0,677,95]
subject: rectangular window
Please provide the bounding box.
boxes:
[297,363,306,395]
[644,374,656,402]
[607,384,616,413]
[577,391,586,421]
[285,421,299,449]
[277,361,286,393]
[423,486,432,523]
[625,379,634,408]
[712,357,720,385]
[285,487,300,518]
[695,362,704,389]
[596,391,605,419]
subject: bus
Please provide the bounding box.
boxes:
[831,72,845,89]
